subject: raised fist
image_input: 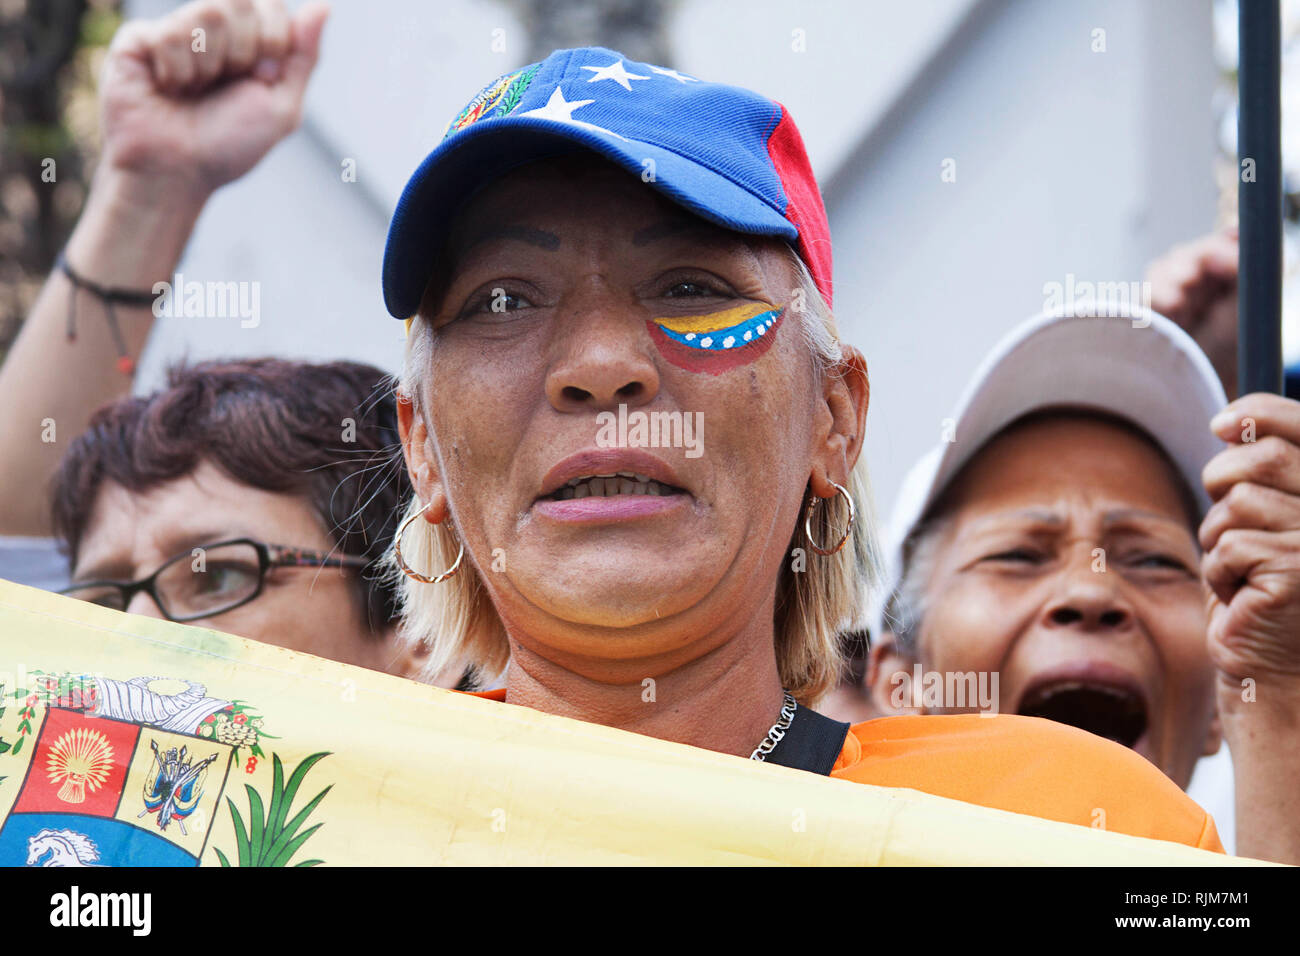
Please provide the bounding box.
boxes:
[98,0,329,195]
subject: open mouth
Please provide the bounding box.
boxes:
[544,471,687,500]
[1016,681,1148,748]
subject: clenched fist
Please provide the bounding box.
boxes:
[100,0,329,196]
[1200,392,1300,686]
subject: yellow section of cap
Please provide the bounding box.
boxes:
[405,316,414,336]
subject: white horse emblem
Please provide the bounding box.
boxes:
[25,828,103,866]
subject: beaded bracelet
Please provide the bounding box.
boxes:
[56,252,157,375]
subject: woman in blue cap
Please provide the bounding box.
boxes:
[383,48,1224,851]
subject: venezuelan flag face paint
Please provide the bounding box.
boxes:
[646,303,784,375]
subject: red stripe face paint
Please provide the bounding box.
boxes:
[646,303,785,375]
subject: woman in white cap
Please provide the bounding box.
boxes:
[380,48,1226,852]
[864,306,1300,863]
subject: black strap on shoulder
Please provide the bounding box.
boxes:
[763,704,851,776]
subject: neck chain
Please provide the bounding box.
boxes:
[750,690,798,761]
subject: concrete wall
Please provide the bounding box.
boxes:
[826,0,1218,514]
[119,0,1233,850]
[130,0,1220,519]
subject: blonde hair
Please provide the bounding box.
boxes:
[389,248,879,704]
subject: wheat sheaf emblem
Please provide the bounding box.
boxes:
[45,728,114,804]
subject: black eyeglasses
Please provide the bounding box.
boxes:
[59,538,371,624]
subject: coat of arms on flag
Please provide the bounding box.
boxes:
[0,582,1247,867]
[0,671,329,867]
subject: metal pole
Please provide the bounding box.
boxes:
[1238,0,1284,395]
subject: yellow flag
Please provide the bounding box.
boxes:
[0,579,1257,866]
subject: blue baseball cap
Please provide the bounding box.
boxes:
[382,46,833,319]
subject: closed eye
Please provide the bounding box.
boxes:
[982,548,1046,564]
[1125,553,1193,574]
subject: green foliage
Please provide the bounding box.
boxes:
[12,123,72,159]
[216,752,332,867]
[81,6,122,46]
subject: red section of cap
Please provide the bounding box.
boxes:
[767,105,833,308]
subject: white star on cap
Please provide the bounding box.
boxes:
[582,59,651,91]
[521,86,595,122]
[519,85,630,142]
[650,65,698,84]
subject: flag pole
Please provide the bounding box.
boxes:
[1238,0,1284,395]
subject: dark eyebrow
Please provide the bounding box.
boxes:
[1102,508,1190,531]
[632,219,731,246]
[963,508,1191,538]
[966,509,1066,533]
[456,225,561,254]
[74,530,252,582]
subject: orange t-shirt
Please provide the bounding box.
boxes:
[831,713,1222,852]
[473,689,1223,852]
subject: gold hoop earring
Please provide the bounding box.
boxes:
[393,503,464,584]
[803,480,855,556]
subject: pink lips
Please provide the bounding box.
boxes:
[534,494,686,523]
[533,448,690,525]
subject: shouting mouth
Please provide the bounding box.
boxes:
[1016,680,1149,749]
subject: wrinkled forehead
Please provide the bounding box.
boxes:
[937,411,1200,532]
[73,464,331,576]
[421,154,791,312]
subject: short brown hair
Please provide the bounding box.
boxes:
[51,358,408,632]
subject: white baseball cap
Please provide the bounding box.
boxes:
[871,305,1228,638]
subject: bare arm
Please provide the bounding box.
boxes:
[0,171,205,535]
[0,0,328,536]
[1217,681,1300,863]
[1200,392,1300,862]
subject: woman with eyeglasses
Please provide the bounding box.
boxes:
[51,357,437,678]
[0,4,436,677]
